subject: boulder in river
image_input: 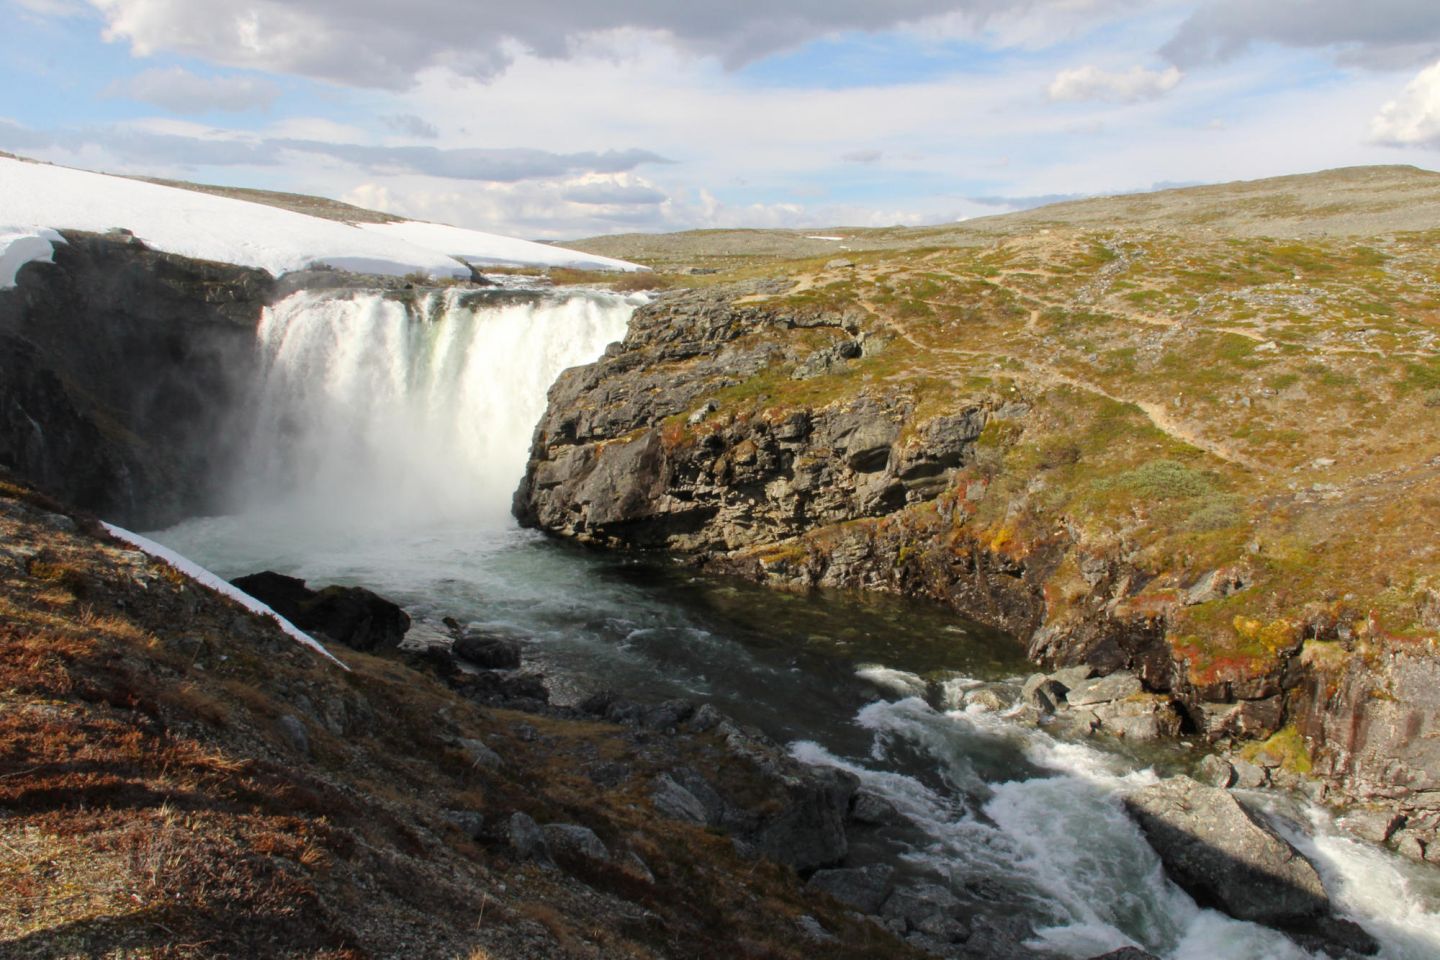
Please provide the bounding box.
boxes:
[231,571,410,651]
[1124,776,1378,956]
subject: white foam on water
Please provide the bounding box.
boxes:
[855,664,930,699]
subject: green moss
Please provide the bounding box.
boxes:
[1240,724,1313,775]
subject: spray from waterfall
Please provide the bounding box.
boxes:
[235,287,636,530]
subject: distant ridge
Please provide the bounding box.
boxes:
[566,164,1440,266]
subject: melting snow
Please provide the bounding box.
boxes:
[101,521,347,669]
[0,226,65,287]
[0,156,641,288]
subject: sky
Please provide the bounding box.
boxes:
[3,0,1440,240]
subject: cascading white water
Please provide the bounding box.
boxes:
[794,672,1440,960]
[236,287,638,528]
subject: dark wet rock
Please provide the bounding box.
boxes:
[452,632,522,669]
[805,864,894,914]
[231,571,410,651]
[403,644,461,681]
[882,883,967,944]
[850,788,900,825]
[640,699,695,730]
[1086,949,1159,960]
[456,669,550,707]
[687,702,725,733]
[1124,776,1378,956]
[542,823,609,865]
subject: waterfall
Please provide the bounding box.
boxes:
[235,287,637,529]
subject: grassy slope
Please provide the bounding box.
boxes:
[561,168,1440,691]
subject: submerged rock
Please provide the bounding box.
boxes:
[452,631,522,669]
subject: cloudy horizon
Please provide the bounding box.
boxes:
[4,0,1440,239]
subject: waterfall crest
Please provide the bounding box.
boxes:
[237,287,636,529]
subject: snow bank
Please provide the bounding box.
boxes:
[360,219,641,272]
[0,226,65,287]
[0,156,641,287]
[101,521,347,669]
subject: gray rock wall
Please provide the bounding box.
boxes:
[0,231,273,527]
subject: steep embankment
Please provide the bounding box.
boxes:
[518,197,1440,860]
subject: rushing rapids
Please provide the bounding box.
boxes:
[152,285,1440,960]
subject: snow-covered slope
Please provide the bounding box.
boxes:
[0,156,640,287]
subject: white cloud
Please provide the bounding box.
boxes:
[1163,0,1440,70]
[77,0,1130,89]
[382,114,439,140]
[1371,59,1440,147]
[107,67,279,113]
[1048,64,1182,102]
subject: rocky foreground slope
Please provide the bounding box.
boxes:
[0,475,940,959]
[519,166,1440,861]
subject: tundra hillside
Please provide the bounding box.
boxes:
[520,165,1440,858]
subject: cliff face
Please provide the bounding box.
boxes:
[517,225,1440,855]
[0,231,273,528]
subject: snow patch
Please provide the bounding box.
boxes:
[0,156,641,281]
[0,226,65,289]
[359,219,641,272]
[101,521,346,669]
